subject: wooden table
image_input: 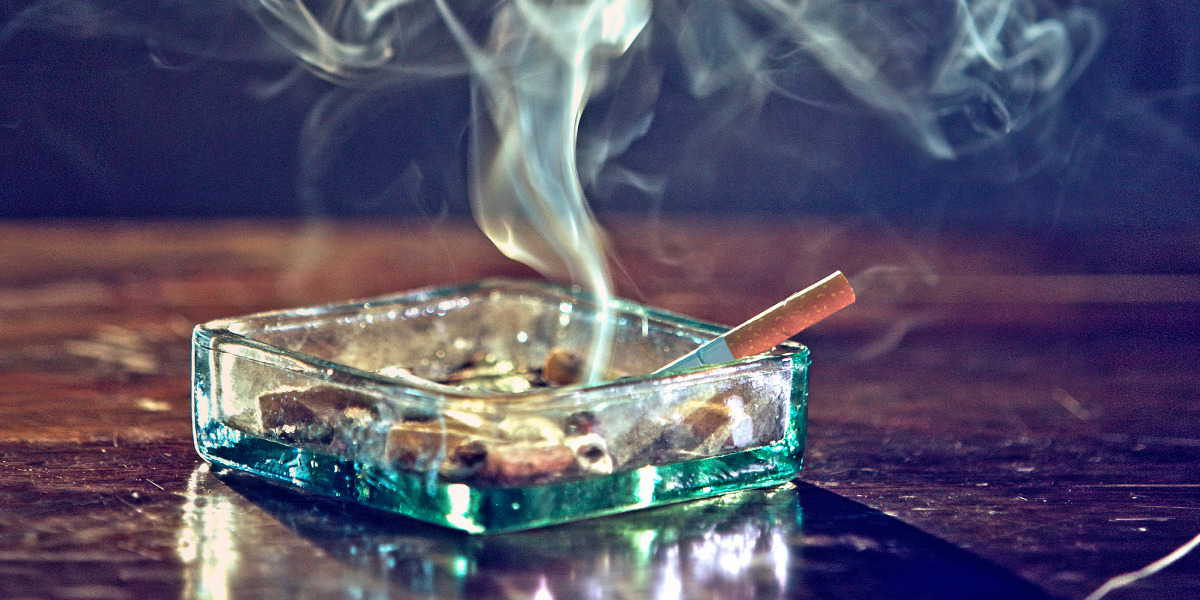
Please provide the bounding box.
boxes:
[2,219,1198,599]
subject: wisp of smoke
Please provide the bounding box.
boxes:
[228,0,1098,377]
[2,0,1102,377]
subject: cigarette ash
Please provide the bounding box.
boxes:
[225,346,787,489]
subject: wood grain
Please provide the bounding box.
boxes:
[1,218,1198,599]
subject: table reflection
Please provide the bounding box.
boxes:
[178,464,1052,599]
[179,467,239,600]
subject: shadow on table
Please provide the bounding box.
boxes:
[187,466,1053,599]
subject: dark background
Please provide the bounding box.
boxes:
[1,1,1197,235]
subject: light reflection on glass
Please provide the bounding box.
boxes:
[179,465,400,599]
[634,465,658,507]
[532,576,554,600]
[654,545,683,600]
[178,465,237,600]
[445,483,478,533]
[643,496,793,599]
[772,532,789,591]
[178,464,798,599]
[634,528,657,568]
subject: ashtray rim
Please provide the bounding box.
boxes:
[192,278,811,408]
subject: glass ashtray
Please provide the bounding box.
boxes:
[192,279,809,533]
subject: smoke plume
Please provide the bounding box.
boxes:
[2,0,1103,376]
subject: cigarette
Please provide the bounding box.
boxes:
[658,271,855,373]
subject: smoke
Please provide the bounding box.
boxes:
[440,0,651,381]
[761,0,1101,159]
[2,0,1102,374]
[647,0,1103,161]
[238,0,1097,375]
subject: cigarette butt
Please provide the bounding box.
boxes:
[723,271,855,358]
[543,347,585,386]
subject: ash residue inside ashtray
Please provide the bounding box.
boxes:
[430,346,621,392]
[232,346,777,488]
